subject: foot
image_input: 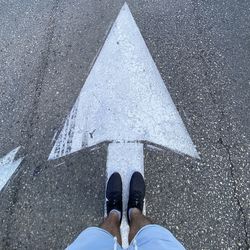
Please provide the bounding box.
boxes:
[127,172,145,225]
[106,172,123,223]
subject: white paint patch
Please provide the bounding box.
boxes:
[0,147,23,192]
[49,3,199,160]
[146,144,164,152]
[107,142,144,248]
[51,130,59,145]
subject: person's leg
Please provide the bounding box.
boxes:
[103,172,123,245]
[100,210,122,245]
[126,172,186,250]
[66,173,123,250]
[128,208,151,243]
[127,172,149,243]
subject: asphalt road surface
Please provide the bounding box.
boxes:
[0,0,250,249]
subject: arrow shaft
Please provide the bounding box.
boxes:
[106,142,144,248]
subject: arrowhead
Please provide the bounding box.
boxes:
[49,3,199,160]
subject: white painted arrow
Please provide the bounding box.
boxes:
[0,147,23,192]
[49,3,199,247]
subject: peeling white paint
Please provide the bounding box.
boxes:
[51,130,59,145]
[0,147,23,192]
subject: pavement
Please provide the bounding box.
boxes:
[0,0,249,249]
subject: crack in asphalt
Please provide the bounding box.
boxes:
[190,1,249,247]
[219,138,250,249]
[23,0,60,145]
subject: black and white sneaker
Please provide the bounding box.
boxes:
[106,172,123,223]
[127,171,145,225]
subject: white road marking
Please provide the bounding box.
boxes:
[0,147,23,192]
[48,3,199,160]
[49,2,200,247]
[107,142,144,247]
